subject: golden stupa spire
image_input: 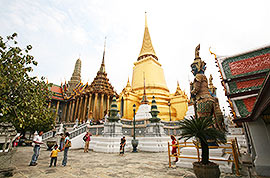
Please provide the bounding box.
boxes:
[99,37,106,73]
[138,12,158,61]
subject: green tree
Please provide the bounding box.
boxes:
[0,33,55,134]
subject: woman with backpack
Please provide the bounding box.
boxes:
[83,131,92,153]
[61,132,71,166]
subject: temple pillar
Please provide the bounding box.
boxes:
[93,93,98,121]
[74,97,79,121]
[87,94,92,119]
[106,95,110,115]
[66,102,71,123]
[78,96,83,123]
[100,94,104,120]
[62,102,67,123]
[70,100,75,122]
[82,95,88,122]
[55,101,60,123]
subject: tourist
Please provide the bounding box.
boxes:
[171,135,178,162]
[13,136,21,147]
[119,136,126,155]
[49,144,61,167]
[29,131,44,166]
[59,133,65,150]
[83,131,92,153]
[61,132,71,166]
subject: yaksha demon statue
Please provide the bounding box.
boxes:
[190,44,225,131]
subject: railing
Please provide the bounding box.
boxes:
[168,138,241,176]
[69,124,87,139]
[42,130,54,140]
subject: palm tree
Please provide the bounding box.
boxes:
[179,116,226,164]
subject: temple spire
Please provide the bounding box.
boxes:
[145,11,148,27]
[138,13,158,61]
[99,37,106,73]
[141,72,149,104]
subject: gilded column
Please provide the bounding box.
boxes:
[62,102,67,123]
[106,95,110,115]
[66,102,71,122]
[100,93,104,120]
[74,97,79,121]
[70,100,75,122]
[93,93,98,121]
[87,94,92,119]
[77,96,83,123]
[82,95,88,122]
[55,101,60,122]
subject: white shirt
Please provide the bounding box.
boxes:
[33,135,42,146]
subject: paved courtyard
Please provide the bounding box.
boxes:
[10,147,246,178]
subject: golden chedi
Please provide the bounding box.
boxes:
[118,13,188,121]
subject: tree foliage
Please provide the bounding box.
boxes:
[0,33,55,133]
[179,116,226,164]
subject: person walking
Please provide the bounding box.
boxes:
[171,135,178,162]
[83,131,92,153]
[49,145,61,167]
[119,136,126,155]
[59,133,65,150]
[29,131,43,166]
[61,132,71,166]
[13,136,21,147]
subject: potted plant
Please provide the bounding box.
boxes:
[179,116,226,178]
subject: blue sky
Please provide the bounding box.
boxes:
[1,0,270,115]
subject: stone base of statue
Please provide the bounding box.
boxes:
[93,122,124,153]
[139,123,168,152]
[176,141,233,173]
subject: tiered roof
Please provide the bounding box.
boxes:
[86,45,117,96]
[213,45,270,123]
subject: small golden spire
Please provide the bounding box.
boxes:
[141,72,149,104]
[99,37,106,73]
[145,12,148,27]
[126,77,131,87]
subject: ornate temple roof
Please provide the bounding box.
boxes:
[87,45,117,96]
[50,84,65,101]
[138,13,158,61]
[68,58,81,93]
[213,45,270,123]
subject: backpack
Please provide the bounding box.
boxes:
[66,140,71,148]
[83,135,87,142]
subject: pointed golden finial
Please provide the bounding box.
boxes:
[99,37,106,73]
[126,77,131,87]
[138,12,158,61]
[145,11,148,27]
[102,37,107,65]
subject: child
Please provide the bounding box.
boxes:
[50,145,61,167]
[120,136,126,155]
